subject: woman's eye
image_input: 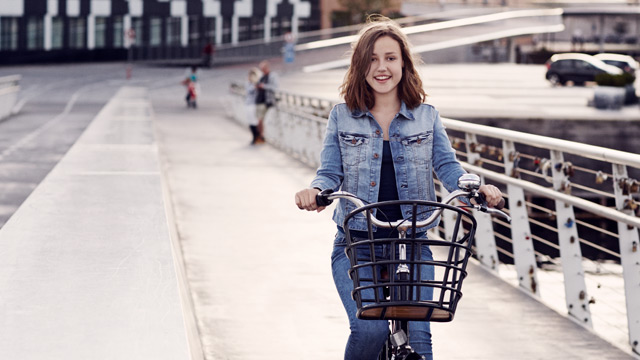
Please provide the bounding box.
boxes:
[388,57,396,61]
[371,58,377,62]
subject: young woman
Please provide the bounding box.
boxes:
[295,16,502,360]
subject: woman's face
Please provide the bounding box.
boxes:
[366,35,404,99]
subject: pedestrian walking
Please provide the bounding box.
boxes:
[255,60,279,143]
[294,15,503,360]
[246,67,262,145]
[202,40,215,68]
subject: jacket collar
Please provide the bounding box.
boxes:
[350,101,415,121]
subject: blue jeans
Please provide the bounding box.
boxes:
[331,234,434,360]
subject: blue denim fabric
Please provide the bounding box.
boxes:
[331,233,434,360]
[310,102,466,232]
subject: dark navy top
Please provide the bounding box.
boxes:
[341,141,403,239]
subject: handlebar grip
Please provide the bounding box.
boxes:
[478,193,506,210]
[315,189,334,207]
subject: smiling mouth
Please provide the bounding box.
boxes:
[374,75,391,81]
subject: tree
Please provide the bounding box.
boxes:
[338,0,392,25]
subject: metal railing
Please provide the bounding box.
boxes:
[0,75,20,121]
[226,85,640,356]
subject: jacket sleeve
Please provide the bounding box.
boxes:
[310,106,344,191]
[432,109,466,193]
[264,72,279,91]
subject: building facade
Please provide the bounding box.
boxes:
[0,0,319,64]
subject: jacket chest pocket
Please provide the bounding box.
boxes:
[339,133,368,166]
[401,131,432,165]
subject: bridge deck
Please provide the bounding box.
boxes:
[151,86,636,359]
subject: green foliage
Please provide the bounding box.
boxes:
[338,0,392,25]
[595,72,636,87]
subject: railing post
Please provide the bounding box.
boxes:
[465,134,499,271]
[612,163,640,354]
[439,184,463,245]
[503,140,540,295]
[550,150,592,327]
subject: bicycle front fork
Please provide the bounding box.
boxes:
[389,329,424,360]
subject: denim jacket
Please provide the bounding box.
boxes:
[310,102,466,232]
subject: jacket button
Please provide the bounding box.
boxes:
[351,139,356,144]
[370,181,376,187]
[374,153,379,159]
[417,139,422,144]
[375,130,381,135]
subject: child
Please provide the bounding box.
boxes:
[182,65,200,108]
[294,15,503,360]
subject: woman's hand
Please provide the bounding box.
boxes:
[295,188,326,212]
[478,184,503,208]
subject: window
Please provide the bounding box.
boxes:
[205,17,216,42]
[95,17,106,48]
[132,17,143,46]
[238,18,251,42]
[69,17,86,49]
[27,17,44,50]
[166,17,181,45]
[188,16,200,46]
[51,17,63,49]
[150,17,162,46]
[0,17,18,50]
[222,17,231,43]
[113,16,123,48]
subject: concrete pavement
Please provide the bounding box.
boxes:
[150,79,636,359]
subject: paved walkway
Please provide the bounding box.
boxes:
[150,84,637,359]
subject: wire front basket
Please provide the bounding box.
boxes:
[343,200,476,322]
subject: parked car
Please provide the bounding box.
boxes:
[545,53,623,86]
[593,53,639,74]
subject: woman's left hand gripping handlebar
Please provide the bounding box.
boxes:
[478,184,503,208]
[295,188,326,212]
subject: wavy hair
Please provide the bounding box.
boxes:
[340,15,426,112]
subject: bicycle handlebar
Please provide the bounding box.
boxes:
[316,187,511,230]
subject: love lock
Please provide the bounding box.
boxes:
[563,162,575,177]
[497,148,504,162]
[538,159,553,183]
[595,171,608,184]
[533,157,541,169]
[509,151,520,162]
[624,199,638,211]
[619,178,634,195]
[561,179,572,194]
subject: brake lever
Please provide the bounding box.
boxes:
[472,193,511,223]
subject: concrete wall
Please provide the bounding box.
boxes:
[0,86,197,360]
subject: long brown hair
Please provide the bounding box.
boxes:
[340,15,426,112]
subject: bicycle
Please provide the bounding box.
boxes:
[316,174,510,360]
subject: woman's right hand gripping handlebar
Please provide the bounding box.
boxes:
[295,188,326,212]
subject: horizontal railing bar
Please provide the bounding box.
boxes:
[529,217,559,234]
[445,118,640,168]
[578,237,621,259]
[575,218,619,239]
[463,164,640,228]
[531,233,560,250]
[496,246,514,259]
[525,200,556,216]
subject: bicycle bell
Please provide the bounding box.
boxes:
[457,174,481,191]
